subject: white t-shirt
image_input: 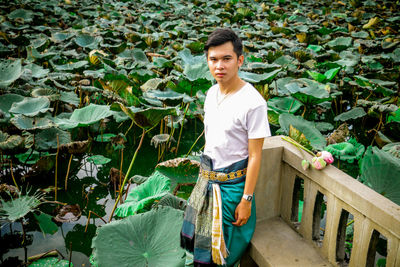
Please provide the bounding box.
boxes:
[203,82,271,169]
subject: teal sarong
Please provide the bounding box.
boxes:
[181,155,256,266]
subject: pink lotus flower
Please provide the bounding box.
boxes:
[312,157,327,170]
[301,159,310,171]
[317,151,334,164]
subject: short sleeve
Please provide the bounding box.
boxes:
[246,103,271,139]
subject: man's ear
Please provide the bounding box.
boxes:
[238,54,244,67]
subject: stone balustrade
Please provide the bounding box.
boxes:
[245,136,400,267]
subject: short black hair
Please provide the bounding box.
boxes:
[204,28,243,58]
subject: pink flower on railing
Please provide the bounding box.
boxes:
[312,157,327,170]
[317,151,334,164]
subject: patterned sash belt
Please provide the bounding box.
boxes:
[200,168,247,182]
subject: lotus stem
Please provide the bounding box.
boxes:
[28,250,59,262]
[288,99,295,113]
[176,103,190,155]
[85,210,107,232]
[21,219,27,263]
[68,242,72,267]
[125,120,135,136]
[109,128,146,222]
[185,129,204,158]
[64,154,73,191]
[119,149,124,204]
[55,135,59,201]
[9,160,19,191]
[281,136,316,157]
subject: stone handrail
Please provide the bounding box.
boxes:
[254,136,400,266]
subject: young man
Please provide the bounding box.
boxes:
[181,28,271,266]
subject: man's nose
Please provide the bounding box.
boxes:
[216,60,224,69]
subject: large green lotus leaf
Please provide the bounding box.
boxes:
[271,77,295,95]
[51,31,75,43]
[360,146,400,205]
[15,149,49,165]
[0,94,24,114]
[144,89,184,106]
[155,158,200,192]
[388,109,400,123]
[115,171,170,217]
[9,97,51,117]
[0,193,41,222]
[65,224,96,257]
[267,96,303,114]
[326,138,365,163]
[285,78,330,105]
[334,107,367,122]
[140,78,163,92]
[92,206,185,267]
[25,63,49,79]
[279,113,326,151]
[11,115,55,130]
[29,257,72,267]
[53,61,88,71]
[179,49,212,81]
[8,9,33,22]
[239,68,281,83]
[54,104,113,130]
[59,91,80,106]
[153,193,187,211]
[327,37,352,51]
[119,105,177,130]
[132,49,150,65]
[35,128,71,151]
[0,131,23,151]
[74,34,101,49]
[31,88,60,101]
[87,155,111,165]
[33,213,58,235]
[0,59,23,88]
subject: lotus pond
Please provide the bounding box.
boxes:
[0,0,399,266]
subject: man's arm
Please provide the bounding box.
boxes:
[232,138,264,226]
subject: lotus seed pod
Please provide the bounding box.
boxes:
[312,156,327,170]
[301,159,310,171]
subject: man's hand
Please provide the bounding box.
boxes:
[232,199,251,226]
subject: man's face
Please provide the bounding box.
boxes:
[207,42,244,84]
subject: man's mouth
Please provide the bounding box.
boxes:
[215,73,225,77]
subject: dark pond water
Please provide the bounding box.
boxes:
[1,119,204,266]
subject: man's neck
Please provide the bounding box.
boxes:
[218,76,246,95]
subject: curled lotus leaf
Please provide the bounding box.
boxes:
[91,206,185,267]
[0,94,24,114]
[153,193,187,211]
[115,171,170,217]
[31,88,60,101]
[59,139,90,154]
[327,37,352,51]
[0,59,23,88]
[34,128,71,151]
[54,204,82,223]
[74,34,101,49]
[119,105,178,130]
[151,134,172,148]
[24,63,49,79]
[0,131,23,151]
[239,68,281,83]
[325,138,365,163]
[144,89,184,106]
[284,78,330,105]
[11,115,55,130]
[360,146,400,205]
[155,157,200,193]
[382,143,400,159]
[54,104,113,130]
[334,107,367,122]
[9,97,51,117]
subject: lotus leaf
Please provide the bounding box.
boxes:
[388,109,400,123]
[0,94,24,115]
[327,37,352,51]
[140,78,163,92]
[55,204,82,223]
[94,133,117,143]
[53,61,88,71]
[35,128,71,151]
[0,131,23,151]
[9,97,51,117]
[267,110,280,126]
[33,213,58,235]
[11,116,55,131]
[65,224,96,257]
[54,104,113,130]
[92,206,185,267]
[334,107,367,122]
[0,191,41,222]
[239,68,281,83]
[75,34,101,49]
[155,157,200,193]
[15,149,49,165]
[29,257,72,267]
[382,143,400,159]
[24,63,49,79]
[284,78,330,105]
[119,105,177,130]
[0,59,23,88]
[144,89,184,106]
[129,49,150,66]
[153,193,187,211]
[279,113,326,151]
[307,45,323,53]
[115,171,170,217]
[267,96,303,114]
[8,9,34,22]
[360,146,400,205]
[31,88,60,101]
[325,138,365,163]
[87,155,111,165]
[59,91,80,106]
